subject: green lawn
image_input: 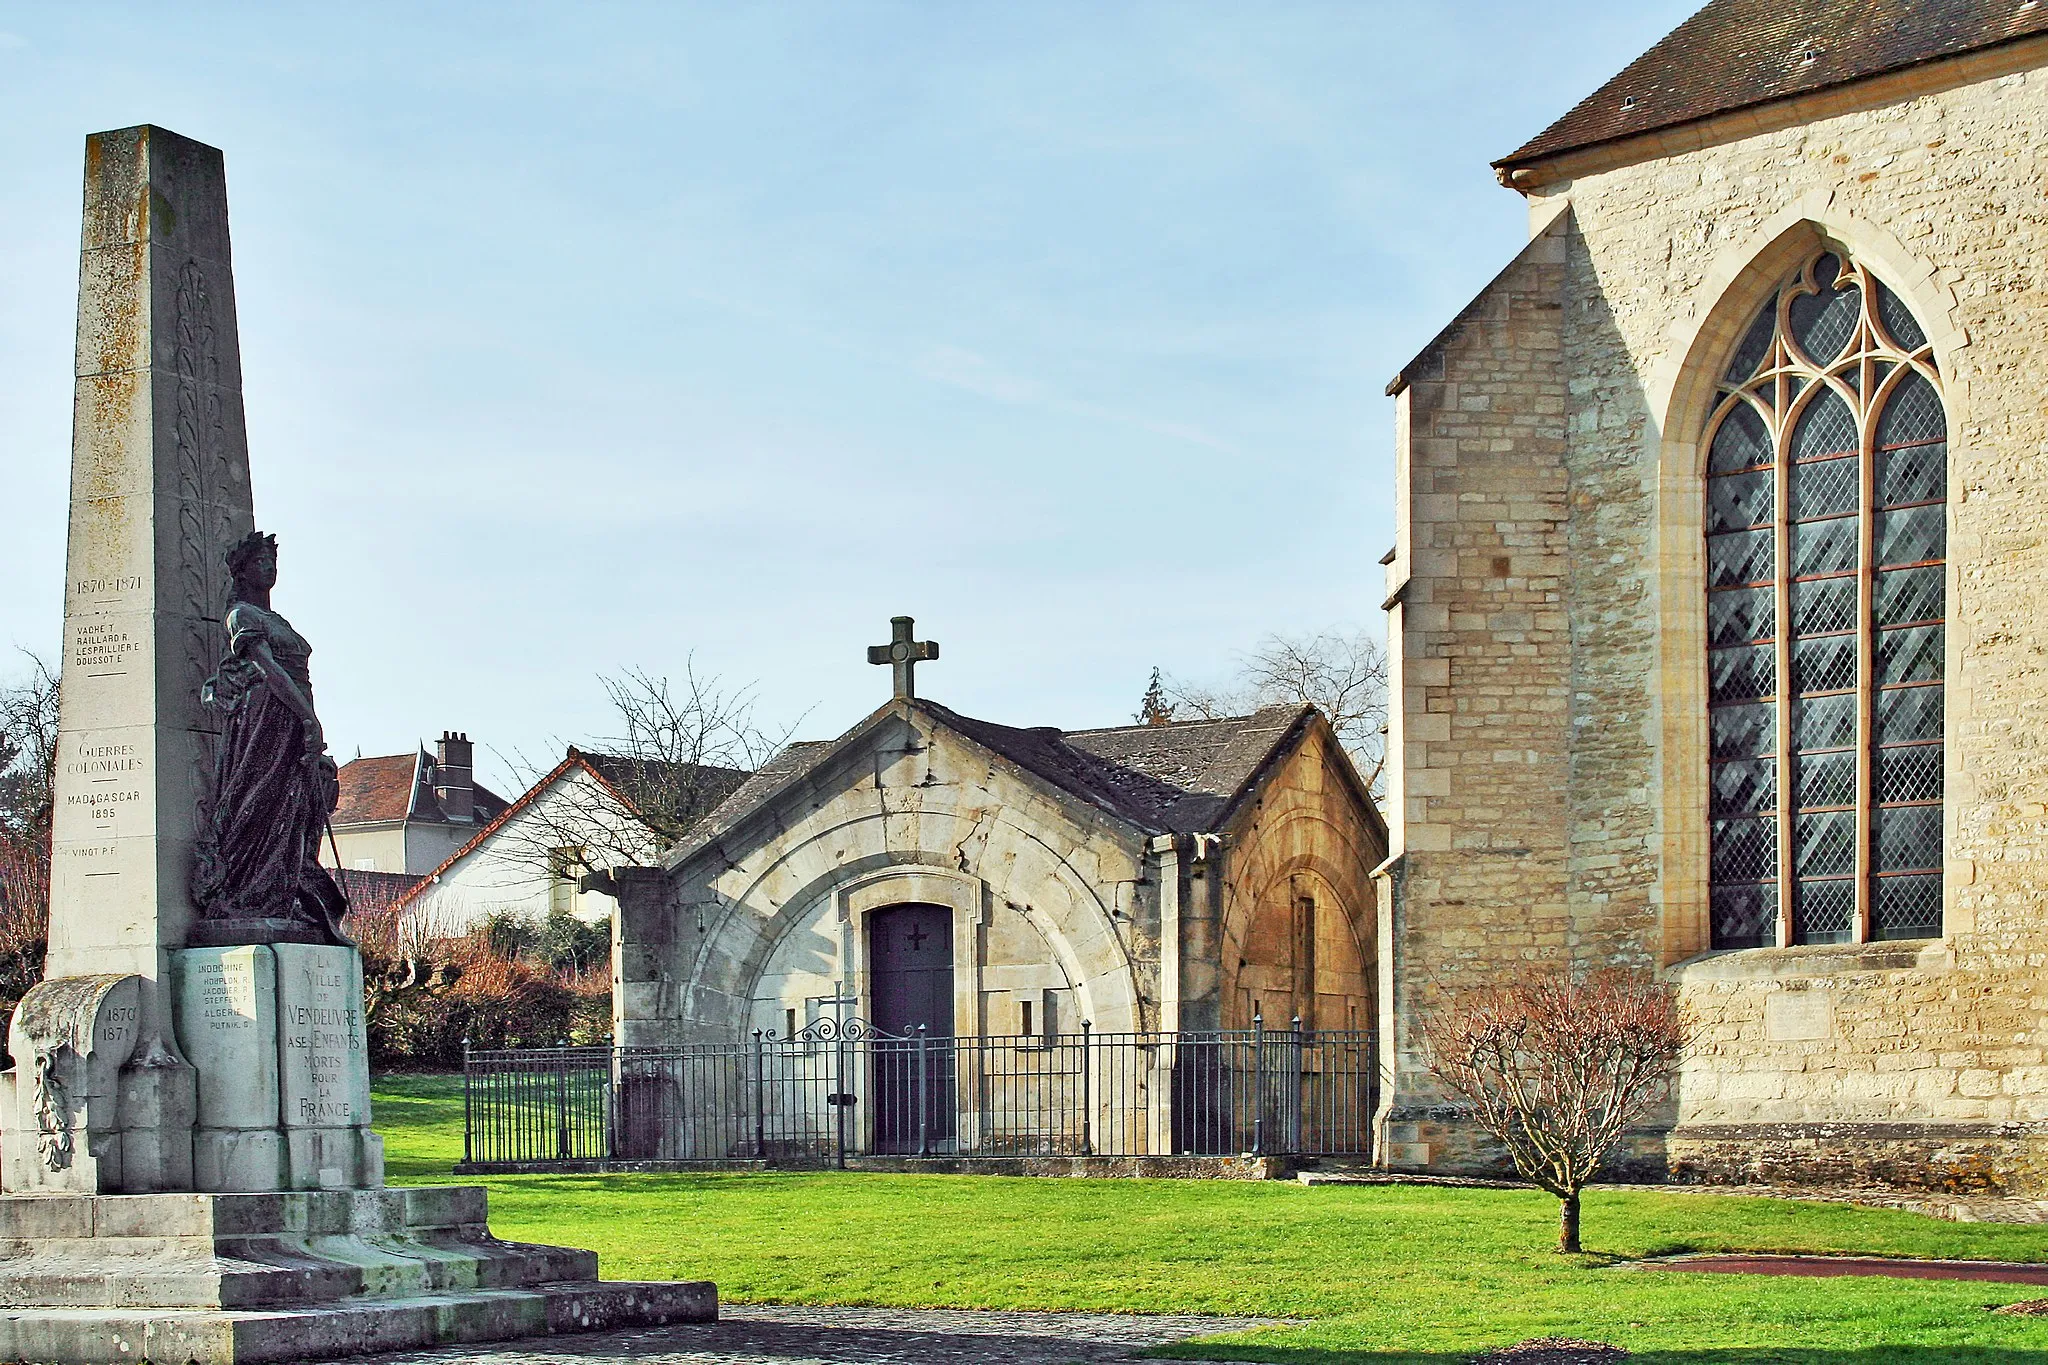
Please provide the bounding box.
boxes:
[373,1072,2048,1363]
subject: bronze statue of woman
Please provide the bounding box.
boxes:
[190,531,351,945]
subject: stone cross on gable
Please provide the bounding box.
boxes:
[867,615,938,700]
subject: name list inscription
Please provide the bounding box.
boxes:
[70,620,139,674]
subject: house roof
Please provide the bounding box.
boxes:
[334,867,425,917]
[579,752,749,819]
[332,749,509,828]
[333,754,420,826]
[1496,0,2048,176]
[393,748,750,910]
[670,698,1376,869]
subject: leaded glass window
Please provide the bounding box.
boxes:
[1704,249,1945,949]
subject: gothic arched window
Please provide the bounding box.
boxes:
[1705,249,1946,949]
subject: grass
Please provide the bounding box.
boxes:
[373,1072,2048,1363]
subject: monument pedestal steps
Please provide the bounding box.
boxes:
[0,122,716,1363]
[0,1188,713,1363]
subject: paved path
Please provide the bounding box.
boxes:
[356,1305,1274,1364]
[1650,1253,2048,1284]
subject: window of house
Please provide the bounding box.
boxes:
[547,845,586,917]
[1705,248,1946,949]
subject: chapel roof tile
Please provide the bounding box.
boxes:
[1497,0,2048,176]
[672,700,1339,868]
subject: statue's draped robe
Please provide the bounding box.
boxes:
[192,601,348,940]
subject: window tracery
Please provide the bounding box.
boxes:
[1704,249,1946,949]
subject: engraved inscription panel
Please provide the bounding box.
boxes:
[172,945,279,1131]
[59,734,149,841]
[274,944,369,1131]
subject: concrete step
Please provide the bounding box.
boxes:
[0,1279,718,1365]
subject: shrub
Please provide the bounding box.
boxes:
[362,906,611,1067]
[1425,968,1688,1253]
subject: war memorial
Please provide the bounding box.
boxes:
[0,125,714,1364]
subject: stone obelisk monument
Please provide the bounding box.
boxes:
[6,123,251,1194]
[0,125,712,1365]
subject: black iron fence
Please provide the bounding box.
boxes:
[461,1017,1374,1168]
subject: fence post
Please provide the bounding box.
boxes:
[1251,1011,1265,1157]
[753,1030,767,1159]
[461,1037,473,1165]
[834,1030,848,1170]
[1290,1015,1304,1157]
[1080,1021,1093,1155]
[916,1025,930,1158]
[554,1051,571,1159]
[604,1034,618,1160]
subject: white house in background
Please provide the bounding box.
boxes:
[324,732,511,875]
[394,748,748,931]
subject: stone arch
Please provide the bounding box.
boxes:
[1216,775,1378,1032]
[1649,201,1968,961]
[679,808,1145,1038]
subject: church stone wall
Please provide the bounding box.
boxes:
[1379,218,1574,1171]
[1386,53,2048,1190]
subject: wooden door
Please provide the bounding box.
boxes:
[868,904,954,1150]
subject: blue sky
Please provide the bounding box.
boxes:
[0,2,1695,794]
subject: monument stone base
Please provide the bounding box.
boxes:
[0,1185,714,1363]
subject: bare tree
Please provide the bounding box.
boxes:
[0,654,60,1019]
[1162,627,1388,790]
[490,659,797,882]
[1424,969,1688,1253]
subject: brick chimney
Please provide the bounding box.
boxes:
[434,731,475,823]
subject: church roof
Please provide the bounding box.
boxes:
[934,703,1312,835]
[670,699,1358,868]
[1496,0,2048,176]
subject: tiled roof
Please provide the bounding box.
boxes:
[334,867,425,916]
[394,749,752,908]
[579,753,749,823]
[1498,0,2048,174]
[332,750,509,828]
[677,741,837,853]
[1065,708,1307,800]
[673,700,1342,866]
[332,754,419,826]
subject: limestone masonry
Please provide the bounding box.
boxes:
[1380,24,2048,1191]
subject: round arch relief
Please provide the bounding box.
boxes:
[1702,246,1947,950]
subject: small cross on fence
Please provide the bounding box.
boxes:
[868,615,939,700]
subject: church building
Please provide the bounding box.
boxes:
[611,621,1385,1144]
[1379,0,2048,1190]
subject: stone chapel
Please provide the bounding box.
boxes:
[1378,0,2048,1190]
[611,628,1384,1085]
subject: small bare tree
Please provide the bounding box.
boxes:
[1161,627,1388,790]
[493,660,796,882]
[0,654,60,1019]
[1424,969,1687,1253]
